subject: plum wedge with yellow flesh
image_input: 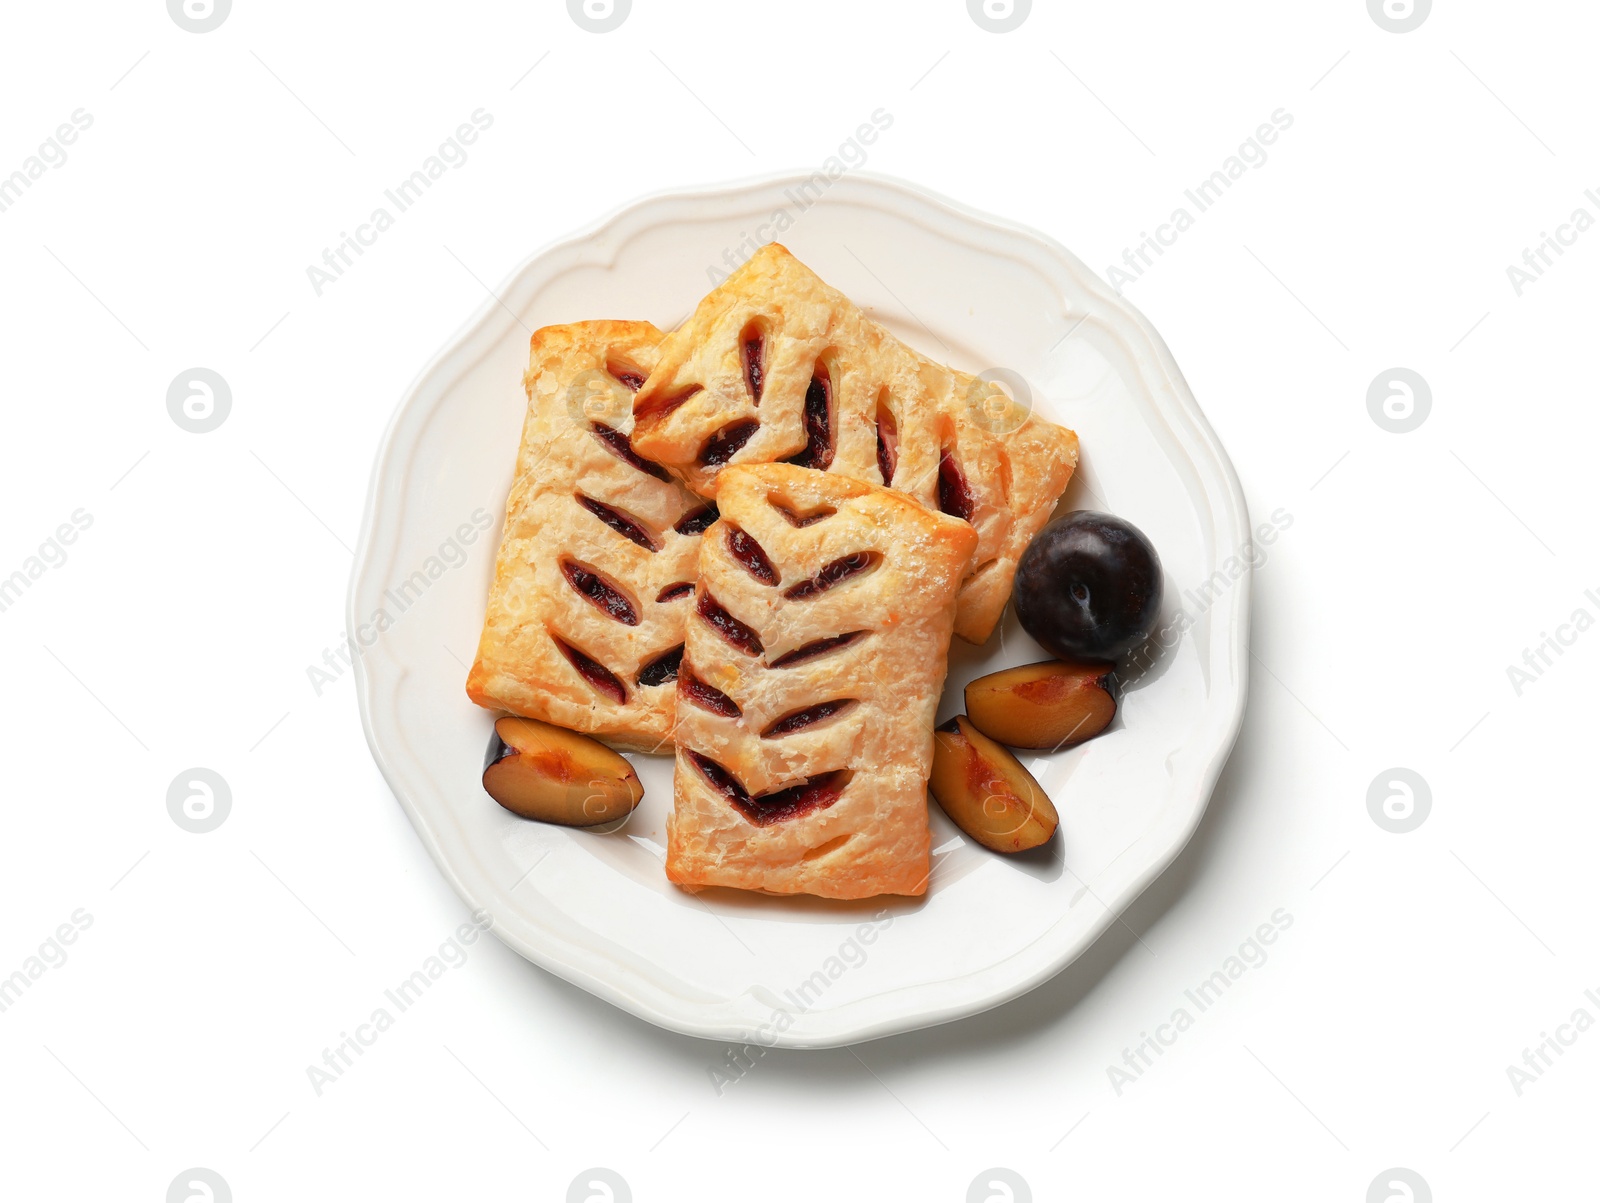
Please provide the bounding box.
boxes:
[929,716,1058,853]
[964,660,1116,749]
[483,716,642,826]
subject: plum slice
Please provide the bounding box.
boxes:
[929,716,1058,852]
[964,660,1116,749]
[483,716,642,826]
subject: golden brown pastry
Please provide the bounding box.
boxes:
[630,243,1079,643]
[665,463,978,899]
[467,321,711,751]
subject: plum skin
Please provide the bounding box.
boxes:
[1013,511,1163,662]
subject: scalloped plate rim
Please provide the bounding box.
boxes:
[348,169,1251,1048]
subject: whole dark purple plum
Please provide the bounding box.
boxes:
[1013,511,1162,662]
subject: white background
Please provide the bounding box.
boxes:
[2,1,1595,1200]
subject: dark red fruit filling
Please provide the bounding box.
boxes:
[687,751,748,803]
[768,630,866,668]
[699,420,759,467]
[761,699,856,737]
[553,635,626,703]
[875,398,898,485]
[782,552,878,601]
[634,384,701,424]
[679,667,741,717]
[686,752,849,827]
[589,423,670,482]
[674,501,720,536]
[638,644,684,687]
[742,328,766,404]
[696,592,763,656]
[746,771,849,825]
[561,560,639,625]
[726,525,777,585]
[607,363,646,392]
[745,772,851,826]
[937,449,974,521]
[655,581,695,602]
[576,494,659,551]
[771,501,834,527]
[788,369,834,470]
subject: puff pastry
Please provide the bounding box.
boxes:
[665,463,978,899]
[467,320,710,751]
[630,243,1080,644]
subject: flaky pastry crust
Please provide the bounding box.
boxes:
[467,321,705,751]
[631,244,1079,643]
[665,464,977,899]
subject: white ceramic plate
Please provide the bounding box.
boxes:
[349,172,1250,1048]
